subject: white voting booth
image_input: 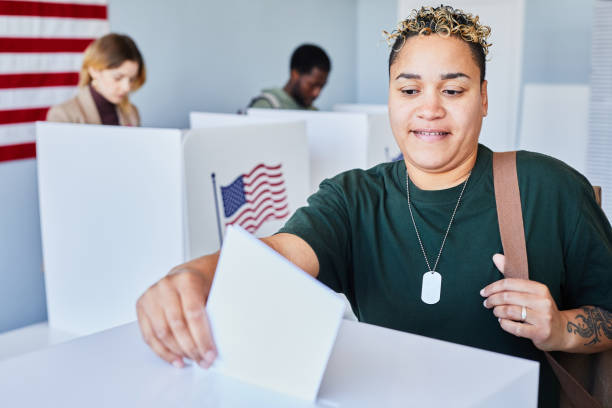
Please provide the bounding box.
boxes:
[189,111,292,128]
[36,120,308,338]
[37,122,186,337]
[0,227,540,406]
[246,108,401,193]
[0,158,46,334]
[333,103,389,114]
[0,320,539,407]
[333,103,402,166]
[184,114,309,258]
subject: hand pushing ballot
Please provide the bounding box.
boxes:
[206,226,345,401]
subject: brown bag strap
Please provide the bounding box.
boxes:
[492,152,529,280]
[593,186,602,207]
[492,151,603,408]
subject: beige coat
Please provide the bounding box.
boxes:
[46,86,140,126]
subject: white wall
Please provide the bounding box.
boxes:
[356,0,397,104]
[521,0,593,84]
[108,0,358,129]
[355,1,595,105]
[113,0,596,128]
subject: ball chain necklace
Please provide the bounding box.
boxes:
[406,170,471,304]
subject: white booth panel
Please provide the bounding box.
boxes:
[248,109,368,193]
[190,112,294,129]
[332,107,401,165]
[333,104,388,114]
[0,320,538,407]
[248,109,399,193]
[183,122,309,258]
[331,106,400,166]
[518,84,589,175]
[0,158,46,334]
[366,112,401,166]
[36,122,185,336]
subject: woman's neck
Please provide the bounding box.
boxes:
[89,83,115,106]
[406,148,478,190]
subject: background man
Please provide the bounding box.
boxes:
[247,43,330,110]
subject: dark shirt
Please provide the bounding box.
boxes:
[279,144,612,408]
[89,85,119,125]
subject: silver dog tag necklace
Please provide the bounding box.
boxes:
[406,170,470,305]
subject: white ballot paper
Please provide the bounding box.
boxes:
[206,226,345,401]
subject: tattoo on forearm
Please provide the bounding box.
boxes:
[566,307,612,346]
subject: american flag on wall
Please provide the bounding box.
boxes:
[221,163,289,234]
[0,0,109,162]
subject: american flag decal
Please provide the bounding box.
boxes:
[220,163,289,233]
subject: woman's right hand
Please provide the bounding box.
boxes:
[136,265,217,369]
[135,234,318,368]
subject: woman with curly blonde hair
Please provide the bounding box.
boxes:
[47,33,145,126]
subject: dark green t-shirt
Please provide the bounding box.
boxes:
[279,144,612,407]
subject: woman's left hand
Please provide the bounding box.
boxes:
[481,253,568,351]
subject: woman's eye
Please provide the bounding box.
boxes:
[402,89,419,95]
[443,89,463,95]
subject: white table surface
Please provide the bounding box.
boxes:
[0,319,539,407]
[0,322,75,361]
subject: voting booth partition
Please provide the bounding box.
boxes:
[189,111,294,128]
[332,103,388,114]
[246,108,401,193]
[1,194,541,405]
[332,104,403,164]
[0,157,46,335]
[35,120,309,338]
[36,122,186,337]
[0,318,540,407]
[183,116,309,258]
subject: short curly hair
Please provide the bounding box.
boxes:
[385,5,492,82]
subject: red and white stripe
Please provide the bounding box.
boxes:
[0,0,109,163]
[226,164,290,234]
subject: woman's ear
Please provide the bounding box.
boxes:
[88,66,100,82]
[481,80,488,117]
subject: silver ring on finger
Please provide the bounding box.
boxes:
[521,305,527,322]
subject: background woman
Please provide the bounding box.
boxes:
[46,33,146,126]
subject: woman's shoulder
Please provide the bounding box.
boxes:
[321,161,402,201]
[517,150,592,192]
[46,87,91,123]
[46,95,80,123]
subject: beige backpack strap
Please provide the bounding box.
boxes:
[492,151,603,408]
[248,92,281,109]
